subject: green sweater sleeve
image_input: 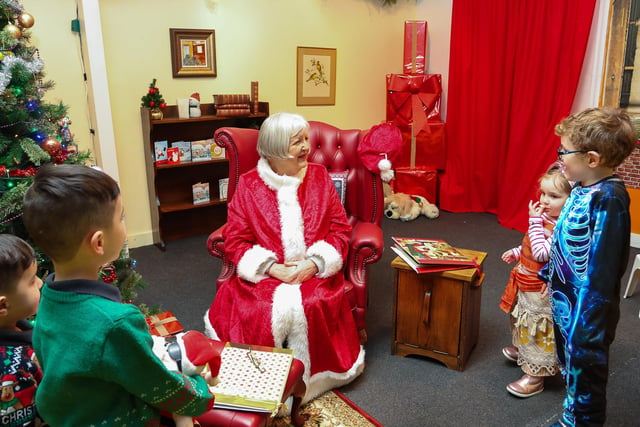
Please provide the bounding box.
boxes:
[99,313,214,416]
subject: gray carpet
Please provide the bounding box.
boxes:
[132,211,640,426]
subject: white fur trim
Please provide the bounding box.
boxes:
[272,284,311,387]
[257,158,306,262]
[302,346,366,404]
[203,310,221,341]
[237,245,277,283]
[307,240,343,278]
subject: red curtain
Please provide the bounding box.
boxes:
[439,0,596,231]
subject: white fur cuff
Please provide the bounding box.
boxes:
[237,245,277,283]
[307,240,343,278]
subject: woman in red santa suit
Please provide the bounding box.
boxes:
[204,112,364,403]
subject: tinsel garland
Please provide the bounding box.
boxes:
[0,54,44,94]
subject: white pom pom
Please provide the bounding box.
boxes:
[378,158,392,172]
[380,169,394,182]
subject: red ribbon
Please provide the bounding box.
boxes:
[386,74,442,136]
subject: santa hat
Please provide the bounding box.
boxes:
[1,375,16,387]
[190,92,200,102]
[357,123,402,182]
[177,330,223,378]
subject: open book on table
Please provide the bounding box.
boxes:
[209,342,294,414]
[391,237,480,274]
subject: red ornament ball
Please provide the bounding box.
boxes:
[42,137,61,155]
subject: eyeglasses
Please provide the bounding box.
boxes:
[246,347,266,373]
[557,149,589,158]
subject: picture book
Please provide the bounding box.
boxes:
[171,141,191,162]
[191,139,212,161]
[210,139,226,159]
[391,246,471,275]
[154,140,168,163]
[392,237,478,267]
[192,182,210,205]
[219,178,229,201]
[209,343,293,414]
[166,147,180,165]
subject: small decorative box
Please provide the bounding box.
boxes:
[146,311,184,337]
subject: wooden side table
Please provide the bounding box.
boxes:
[391,248,487,371]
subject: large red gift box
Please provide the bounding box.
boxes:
[395,123,447,170]
[392,167,438,203]
[146,311,184,337]
[386,73,442,134]
[403,20,428,74]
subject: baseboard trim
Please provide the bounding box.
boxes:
[127,231,154,249]
[631,233,640,249]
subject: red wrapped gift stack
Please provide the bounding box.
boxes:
[386,20,447,203]
[146,311,184,337]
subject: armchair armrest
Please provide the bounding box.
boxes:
[346,221,384,287]
[207,224,236,288]
[207,224,227,259]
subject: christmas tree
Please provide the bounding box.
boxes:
[0,0,152,313]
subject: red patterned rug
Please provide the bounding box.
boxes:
[271,390,383,427]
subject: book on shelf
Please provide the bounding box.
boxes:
[154,140,168,163]
[191,139,212,161]
[209,342,294,415]
[171,141,191,162]
[210,140,226,159]
[216,107,251,117]
[213,94,251,105]
[391,237,479,274]
[219,178,229,201]
[166,147,180,165]
[192,182,210,205]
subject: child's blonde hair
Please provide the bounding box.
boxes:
[555,108,636,168]
[541,161,572,196]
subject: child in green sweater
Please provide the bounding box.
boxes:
[22,164,214,426]
[0,234,44,426]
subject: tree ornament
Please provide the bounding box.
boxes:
[42,137,61,155]
[4,23,21,39]
[18,12,35,29]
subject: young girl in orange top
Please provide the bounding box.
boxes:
[499,162,571,398]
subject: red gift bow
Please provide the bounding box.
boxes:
[386,74,442,136]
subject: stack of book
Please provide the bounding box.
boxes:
[391,237,479,274]
[213,94,252,116]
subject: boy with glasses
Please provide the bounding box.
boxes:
[540,108,637,426]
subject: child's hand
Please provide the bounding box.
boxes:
[540,283,549,299]
[501,250,516,263]
[528,200,544,217]
[172,413,194,427]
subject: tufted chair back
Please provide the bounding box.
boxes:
[207,121,384,343]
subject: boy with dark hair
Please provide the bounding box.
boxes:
[22,164,213,426]
[0,234,43,426]
[540,107,637,426]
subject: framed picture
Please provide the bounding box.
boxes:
[296,46,336,106]
[170,28,217,78]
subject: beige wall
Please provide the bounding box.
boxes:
[27,1,610,248]
[28,0,453,247]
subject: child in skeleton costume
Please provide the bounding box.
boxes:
[539,108,636,427]
[499,163,570,398]
[205,113,364,403]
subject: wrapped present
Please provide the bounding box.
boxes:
[386,73,442,136]
[395,122,447,170]
[404,20,428,74]
[392,166,438,204]
[146,311,184,337]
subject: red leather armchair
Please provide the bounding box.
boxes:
[207,121,385,343]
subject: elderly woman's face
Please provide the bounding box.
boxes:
[270,128,310,176]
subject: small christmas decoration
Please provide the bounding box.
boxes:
[18,12,34,29]
[140,78,167,110]
[358,123,403,182]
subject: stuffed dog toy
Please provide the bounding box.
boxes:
[384,192,439,221]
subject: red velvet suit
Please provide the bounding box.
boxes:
[205,160,365,403]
